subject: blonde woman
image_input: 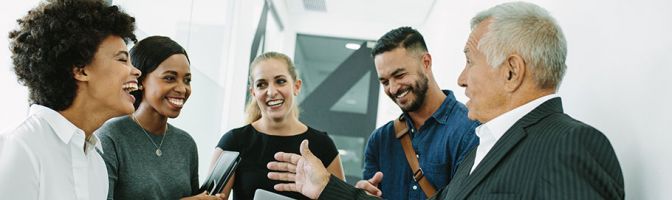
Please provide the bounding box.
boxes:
[211,52,345,199]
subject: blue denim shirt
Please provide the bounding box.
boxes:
[363,90,479,200]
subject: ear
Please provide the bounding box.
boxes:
[293,79,302,96]
[72,66,89,82]
[421,53,432,71]
[503,54,526,92]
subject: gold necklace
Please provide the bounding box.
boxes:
[131,115,168,157]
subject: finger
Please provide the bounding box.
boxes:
[299,140,315,158]
[274,152,302,164]
[355,180,382,197]
[355,180,372,189]
[274,183,299,192]
[267,161,297,173]
[267,171,296,182]
[369,171,384,185]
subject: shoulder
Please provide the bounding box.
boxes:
[221,124,254,140]
[304,126,334,143]
[167,124,196,144]
[217,124,254,150]
[96,116,134,139]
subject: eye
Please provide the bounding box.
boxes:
[117,58,128,63]
[394,73,405,79]
[184,77,192,85]
[163,76,176,82]
[256,82,267,89]
[380,80,389,86]
[276,79,287,85]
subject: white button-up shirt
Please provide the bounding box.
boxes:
[470,94,558,174]
[0,105,108,200]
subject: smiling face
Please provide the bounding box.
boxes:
[250,58,301,122]
[140,54,191,118]
[374,47,430,113]
[81,35,140,116]
[458,19,510,123]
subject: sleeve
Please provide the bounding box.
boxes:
[97,131,119,200]
[0,136,39,199]
[362,126,383,180]
[453,120,479,176]
[216,129,239,151]
[308,130,339,167]
[190,138,200,195]
[535,126,624,199]
[318,175,379,200]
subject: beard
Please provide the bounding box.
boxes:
[388,72,429,113]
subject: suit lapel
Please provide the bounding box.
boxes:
[454,97,564,199]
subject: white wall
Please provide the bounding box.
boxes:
[417,0,672,199]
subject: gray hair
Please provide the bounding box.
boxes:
[471,1,567,89]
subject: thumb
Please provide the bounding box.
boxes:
[299,140,315,159]
[370,172,384,185]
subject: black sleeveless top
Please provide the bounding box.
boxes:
[216,124,339,200]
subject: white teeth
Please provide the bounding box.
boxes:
[396,90,409,98]
[168,98,184,106]
[267,99,284,107]
[122,82,139,93]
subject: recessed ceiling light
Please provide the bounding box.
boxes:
[345,43,361,50]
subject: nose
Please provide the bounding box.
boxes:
[174,82,188,94]
[388,80,401,95]
[266,84,277,97]
[457,66,467,88]
[131,64,141,78]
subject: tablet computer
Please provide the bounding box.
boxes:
[199,150,241,195]
[253,189,295,200]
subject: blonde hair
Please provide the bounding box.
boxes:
[245,52,301,123]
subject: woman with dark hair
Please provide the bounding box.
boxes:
[0,0,139,199]
[211,52,345,199]
[96,36,221,200]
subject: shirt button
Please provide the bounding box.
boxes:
[411,129,415,133]
[412,185,418,190]
[416,154,419,158]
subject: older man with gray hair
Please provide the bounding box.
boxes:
[266,2,625,199]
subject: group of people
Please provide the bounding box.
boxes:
[0,0,625,200]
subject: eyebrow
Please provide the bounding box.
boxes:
[114,51,129,57]
[379,68,405,81]
[274,75,288,79]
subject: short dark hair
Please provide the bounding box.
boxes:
[371,26,428,57]
[130,36,189,109]
[9,0,136,111]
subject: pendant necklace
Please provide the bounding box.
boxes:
[131,115,168,157]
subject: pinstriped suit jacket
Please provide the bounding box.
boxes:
[431,97,624,200]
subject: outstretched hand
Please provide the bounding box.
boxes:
[267,140,330,199]
[355,172,383,197]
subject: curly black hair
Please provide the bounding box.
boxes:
[372,26,428,57]
[8,0,136,111]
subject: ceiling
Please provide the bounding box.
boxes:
[281,0,437,40]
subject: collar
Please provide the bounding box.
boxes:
[476,94,559,142]
[29,104,103,152]
[402,90,457,126]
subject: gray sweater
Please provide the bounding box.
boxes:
[96,116,199,200]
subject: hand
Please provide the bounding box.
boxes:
[267,140,330,199]
[355,172,383,197]
[179,191,226,200]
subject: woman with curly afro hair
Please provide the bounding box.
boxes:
[0,0,141,199]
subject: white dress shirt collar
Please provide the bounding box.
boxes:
[471,94,559,173]
[29,104,102,153]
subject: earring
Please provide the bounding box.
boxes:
[138,85,143,90]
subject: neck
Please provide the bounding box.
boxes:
[407,87,446,128]
[133,104,168,135]
[59,98,116,139]
[253,116,306,136]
